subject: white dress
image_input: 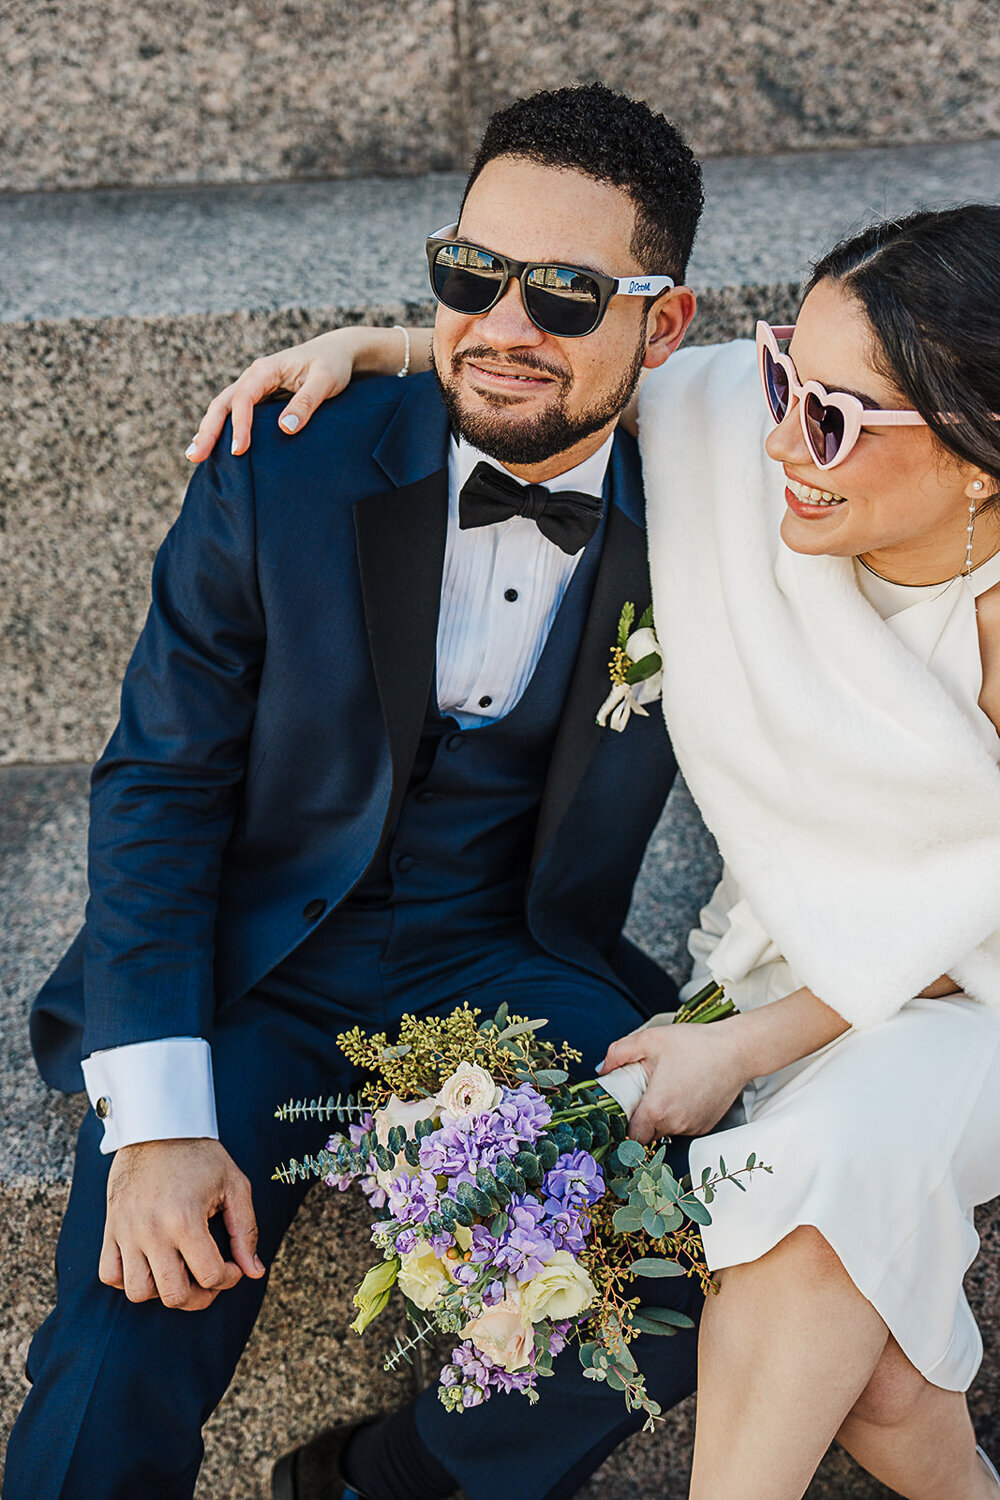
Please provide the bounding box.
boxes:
[686,546,1000,1392]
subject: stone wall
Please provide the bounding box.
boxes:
[3,0,1000,193]
[0,285,799,766]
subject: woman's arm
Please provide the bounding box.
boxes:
[186,326,434,463]
[600,986,849,1144]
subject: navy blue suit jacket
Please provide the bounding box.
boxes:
[33,374,679,1091]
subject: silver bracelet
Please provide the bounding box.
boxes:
[392,324,411,378]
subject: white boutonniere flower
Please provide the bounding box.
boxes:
[596,602,663,733]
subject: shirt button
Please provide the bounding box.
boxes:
[479,695,493,709]
[95,1096,111,1120]
[397,854,417,873]
[446,734,464,751]
[504,588,519,602]
[303,898,327,921]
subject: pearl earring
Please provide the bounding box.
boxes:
[966,492,979,576]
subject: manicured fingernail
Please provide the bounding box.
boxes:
[280,413,300,432]
[185,443,197,458]
[231,439,240,455]
[254,1255,265,1273]
[595,1060,604,1073]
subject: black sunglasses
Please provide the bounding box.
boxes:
[425,223,675,338]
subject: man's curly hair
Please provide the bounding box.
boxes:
[461,83,704,285]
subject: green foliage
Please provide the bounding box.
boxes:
[624,651,662,685]
[273,1092,367,1124]
[617,601,636,651]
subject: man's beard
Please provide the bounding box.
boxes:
[431,338,647,467]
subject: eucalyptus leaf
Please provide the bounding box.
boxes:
[613,1206,644,1233]
[633,1305,695,1330]
[496,1018,548,1042]
[631,1312,678,1337]
[628,1258,686,1278]
[534,1068,569,1086]
[615,1140,645,1168]
[681,1196,713,1226]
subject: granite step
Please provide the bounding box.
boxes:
[3,0,1000,195]
[6,765,997,1497]
[2,139,999,766]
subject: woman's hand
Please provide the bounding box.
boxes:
[599,1020,747,1144]
[185,325,431,463]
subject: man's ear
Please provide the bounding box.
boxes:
[643,287,697,370]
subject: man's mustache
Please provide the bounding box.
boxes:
[452,345,571,382]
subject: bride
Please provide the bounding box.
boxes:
[189,204,1000,1499]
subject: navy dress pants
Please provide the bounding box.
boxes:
[5,914,698,1500]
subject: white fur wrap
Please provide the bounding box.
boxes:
[639,340,1000,1028]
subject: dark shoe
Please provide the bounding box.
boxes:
[272,1419,375,1500]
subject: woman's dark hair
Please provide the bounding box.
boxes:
[461,83,704,285]
[808,206,1000,505]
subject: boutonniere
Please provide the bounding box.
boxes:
[596,602,663,732]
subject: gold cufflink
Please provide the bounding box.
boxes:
[95,1096,111,1120]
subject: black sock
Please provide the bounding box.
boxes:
[342,1402,456,1500]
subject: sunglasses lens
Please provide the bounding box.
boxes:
[431,243,506,315]
[524,265,603,336]
[804,391,845,465]
[763,346,790,423]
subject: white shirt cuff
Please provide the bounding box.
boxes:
[81,1037,219,1154]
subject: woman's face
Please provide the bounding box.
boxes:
[768,278,987,582]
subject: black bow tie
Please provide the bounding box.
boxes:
[459,461,604,555]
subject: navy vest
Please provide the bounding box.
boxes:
[340,505,608,937]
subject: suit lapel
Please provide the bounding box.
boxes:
[531,438,653,867]
[354,377,451,840]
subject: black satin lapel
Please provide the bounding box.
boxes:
[354,470,448,835]
[531,501,653,865]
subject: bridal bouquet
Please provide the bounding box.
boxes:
[273,987,765,1428]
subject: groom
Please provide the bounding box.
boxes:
[6,86,702,1500]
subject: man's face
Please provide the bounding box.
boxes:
[431,156,654,476]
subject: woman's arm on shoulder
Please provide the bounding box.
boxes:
[186,325,434,463]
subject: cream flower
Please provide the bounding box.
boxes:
[521,1251,597,1324]
[435,1062,502,1121]
[398,1242,452,1311]
[463,1290,534,1373]
[373,1094,438,1148]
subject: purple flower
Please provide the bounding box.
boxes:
[543,1206,588,1256]
[386,1170,438,1225]
[482,1279,505,1308]
[418,1120,484,1178]
[496,1084,552,1142]
[488,1365,537,1395]
[472,1199,557,1282]
[543,1151,605,1212]
[393,1227,418,1256]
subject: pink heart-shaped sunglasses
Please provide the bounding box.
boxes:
[756,321,927,470]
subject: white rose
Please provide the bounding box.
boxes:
[435,1062,501,1121]
[625,626,659,665]
[625,626,663,706]
[397,1242,452,1311]
[521,1251,597,1324]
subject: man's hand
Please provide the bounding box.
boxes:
[599,1021,746,1145]
[99,1138,265,1311]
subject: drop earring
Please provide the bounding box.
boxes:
[966,481,984,576]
